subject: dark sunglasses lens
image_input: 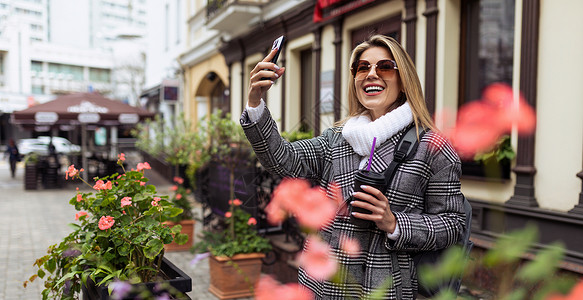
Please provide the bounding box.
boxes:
[377,60,396,72]
[356,62,371,74]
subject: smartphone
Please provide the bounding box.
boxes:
[270,35,285,64]
[261,35,285,80]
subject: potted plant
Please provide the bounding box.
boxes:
[192,199,272,299]
[472,135,515,179]
[24,154,191,299]
[23,152,39,190]
[190,110,271,299]
[164,176,196,252]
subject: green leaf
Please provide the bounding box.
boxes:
[516,243,565,283]
[37,269,46,279]
[174,233,189,245]
[143,239,164,259]
[45,258,56,273]
[170,224,183,234]
[117,244,130,257]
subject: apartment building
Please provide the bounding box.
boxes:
[178,0,583,286]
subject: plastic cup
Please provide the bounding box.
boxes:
[350,169,387,228]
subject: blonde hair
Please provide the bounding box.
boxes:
[339,35,434,134]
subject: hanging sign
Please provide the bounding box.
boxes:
[78,113,100,123]
[119,113,139,124]
[34,112,58,124]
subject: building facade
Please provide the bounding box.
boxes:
[0,0,148,143]
[181,0,583,278]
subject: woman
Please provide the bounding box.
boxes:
[241,35,465,299]
[5,139,21,178]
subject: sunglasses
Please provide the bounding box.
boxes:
[351,59,398,78]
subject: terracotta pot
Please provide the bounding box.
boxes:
[208,253,265,299]
[163,219,195,252]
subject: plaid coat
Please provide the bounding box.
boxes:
[241,107,465,299]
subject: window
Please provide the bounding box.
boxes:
[31,61,42,72]
[89,68,111,83]
[460,0,515,105]
[48,63,84,81]
[459,0,515,180]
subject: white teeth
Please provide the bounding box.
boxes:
[365,86,384,93]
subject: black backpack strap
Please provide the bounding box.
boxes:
[384,124,428,184]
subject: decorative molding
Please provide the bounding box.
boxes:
[423,0,438,116]
[313,27,322,136]
[333,19,343,122]
[569,171,583,214]
[469,198,583,274]
[403,0,417,62]
[507,0,540,207]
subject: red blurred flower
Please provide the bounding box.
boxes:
[173,176,184,184]
[442,82,536,158]
[268,178,336,230]
[225,212,232,218]
[341,236,360,257]
[98,216,115,230]
[76,194,83,202]
[247,217,257,225]
[137,162,151,171]
[117,153,126,162]
[297,235,337,281]
[255,275,313,300]
[170,185,178,191]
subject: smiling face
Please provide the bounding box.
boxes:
[354,47,402,120]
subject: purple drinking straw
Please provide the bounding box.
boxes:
[366,137,377,171]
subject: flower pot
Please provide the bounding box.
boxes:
[81,257,192,300]
[24,163,38,190]
[164,219,195,252]
[208,253,265,300]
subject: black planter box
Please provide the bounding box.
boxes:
[24,163,38,190]
[82,257,192,300]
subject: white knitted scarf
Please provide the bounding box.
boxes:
[342,102,413,168]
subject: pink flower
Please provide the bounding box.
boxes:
[140,181,146,186]
[75,211,87,220]
[175,194,182,200]
[255,275,313,300]
[247,217,257,225]
[442,83,536,159]
[297,236,337,281]
[170,185,178,191]
[153,197,161,202]
[120,197,132,207]
[65,165,79,180]
[76,194,83,202]
[294,187,336,231]
[136,162,151,171]
[93,180,105,190]
[341,236,361,257]
[98,216,115,230]
[151,200,159,206]
[233,199,242,206]
[117,153,126,162]
[173,176,184,184]
[225,212,232,218]
[93,180,113,190]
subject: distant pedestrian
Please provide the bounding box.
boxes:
[5,139,21,178]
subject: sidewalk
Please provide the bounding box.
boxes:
[0,158,219,300]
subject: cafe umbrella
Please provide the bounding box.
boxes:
[11,92,155,180]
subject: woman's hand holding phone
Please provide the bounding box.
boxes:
[248,48,286,108]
